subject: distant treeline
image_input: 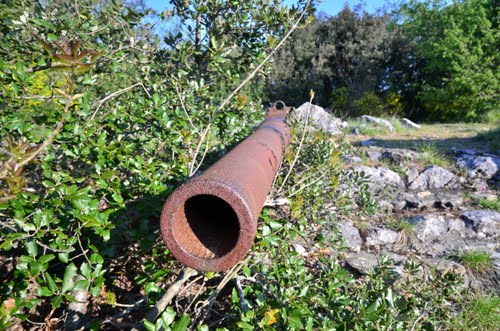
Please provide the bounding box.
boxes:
[268,0,499,122]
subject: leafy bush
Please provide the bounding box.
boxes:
[0,0,306,328]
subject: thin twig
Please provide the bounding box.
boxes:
[409,303,428,331]
[102,297,148,324]
[288,163,330,189]
[183,280,206,313]
[190,136,210,176]
[0,219,18,232]
[175,84,200,135]
[25,319,46,326]
[89,82,151,122]
[76,233,91,265]
[193,255,251,325]
[277,96,314,194]
[178,275,204,297]
[35,240,74,253]
[289,167,330,197]
[145,267,198,323]
[188,0,312,176]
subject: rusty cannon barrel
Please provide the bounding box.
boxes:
[160,101,291,271]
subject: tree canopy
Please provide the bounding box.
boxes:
[269,0,499,121]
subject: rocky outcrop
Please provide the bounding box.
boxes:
[334,143,499,291]
[339,212,498,264]
[406,167,419,184]
[365,228,399,247]
[364,147,420,166]
[293,102,346,135]
[345,252,379,274]
[392,190,464,211]
[381,149,419,166]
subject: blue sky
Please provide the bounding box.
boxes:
[144,0,385,16]
[290,0,383,15]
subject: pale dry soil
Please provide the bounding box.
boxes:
[351,123,497,153]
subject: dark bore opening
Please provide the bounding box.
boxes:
[174,195,240,259]
[275,101,286,110]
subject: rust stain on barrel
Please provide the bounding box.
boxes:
[160,102,291,271]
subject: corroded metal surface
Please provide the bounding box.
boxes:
[160,102,290,271]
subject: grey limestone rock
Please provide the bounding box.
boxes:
[402,118,421,129]
[365,149,382,162]
[462,210,500,239]
[381,148,419,166]
[434,191,464,210]
[292,243,307,256]
[353,166,406,189]
[398,191,464,210]
[342,154,363,164]
[366,228,399,247]
[411,215,449,241]
[293,102,344,135]
[346,252,379,274]
[409,165,457,190]
[399,191,437,210]
[361,115,395,132]
[409,214,497,256]
[456,155,500,180]
[338,221,363,252]
[391,191,464,211]
[406,167,420,184]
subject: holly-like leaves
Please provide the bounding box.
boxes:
[33,34,104,73]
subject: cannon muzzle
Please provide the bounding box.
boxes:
[160,101,291,271]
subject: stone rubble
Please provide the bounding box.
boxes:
[335,145,499,290]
